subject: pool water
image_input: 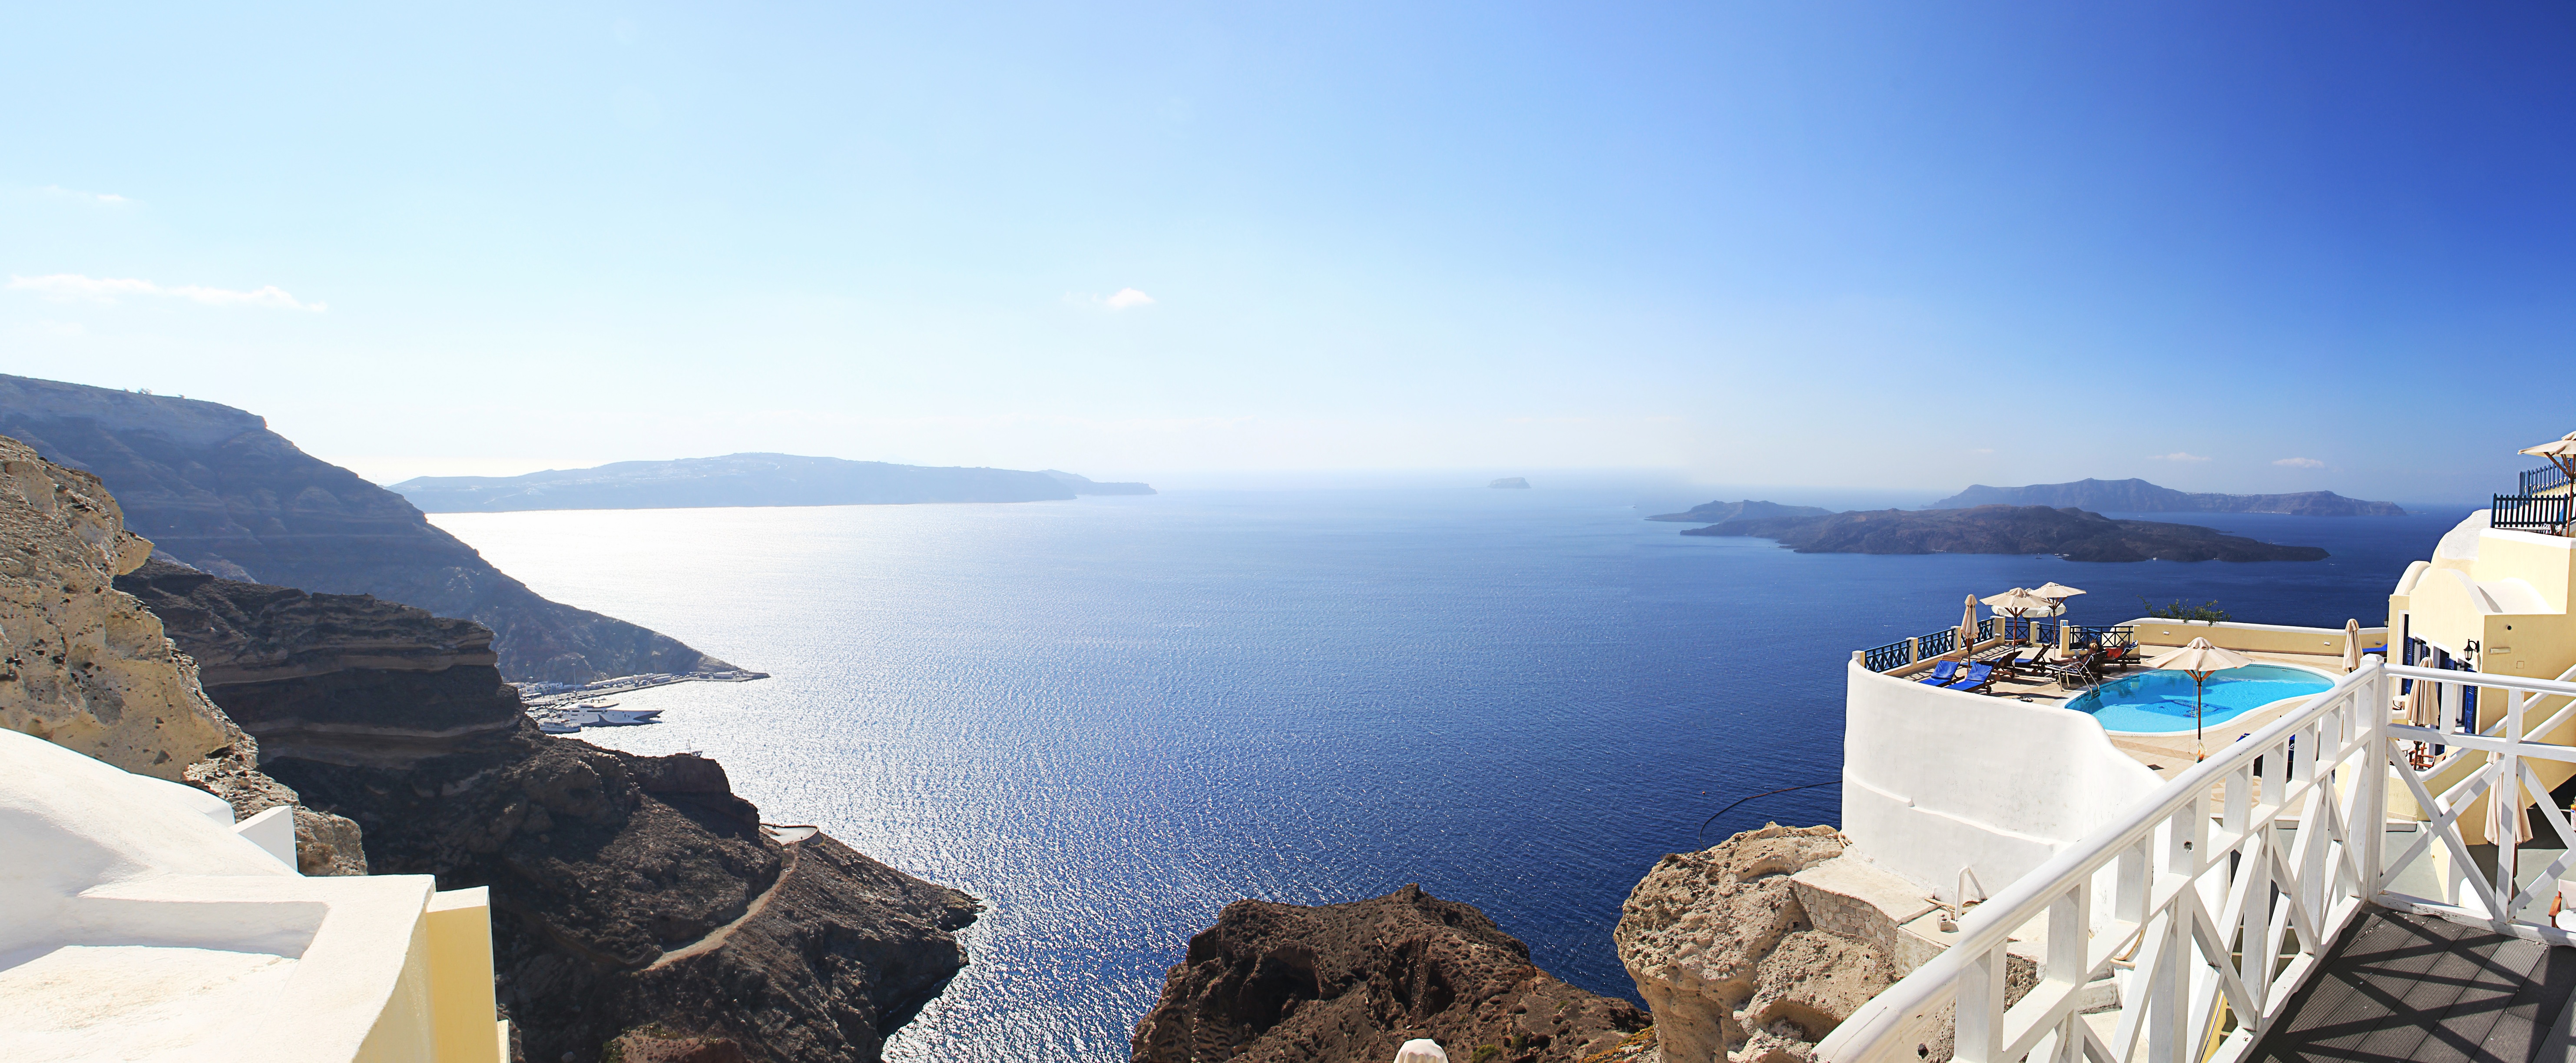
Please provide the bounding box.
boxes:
[2066,663,2334,734]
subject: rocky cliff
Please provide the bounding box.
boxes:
[1616,827,1891,1063]
[0,432,364,873]
[390,452,1158,512]
[0,373,733,683]
[1929,478,2404,517]
[1132,885,1647,1063]
[117,554,980,1062]
[1686,505,2330,562]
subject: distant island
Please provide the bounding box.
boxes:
[1685,504,2330,562]
[390,453,1156,513]
[1488,477,1530,489]
[1646,499,1833,523]
[1930,478,2403,516]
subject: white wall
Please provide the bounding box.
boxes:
[1841,659,2164,904]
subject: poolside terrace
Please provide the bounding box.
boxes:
[1870,617,2367,781]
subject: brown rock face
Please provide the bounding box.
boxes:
[1613,825,1893,1063]
[0,432,364,872]
[272,729,980,1062]
[114,556,526,766]
[115,555,982,1062]
[0,373,734,682]
[1132,885,1647,1063]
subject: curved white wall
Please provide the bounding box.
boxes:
[1841,659,2164,904]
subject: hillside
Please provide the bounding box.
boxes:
[1645,498,1835,523]
[391,453,1155,512]
[1929,478,2404,516]
[0,374,733,683]
[1689,504,2330,562]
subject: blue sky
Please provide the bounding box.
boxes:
[3,3,2569,500]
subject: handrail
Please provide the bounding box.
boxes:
[2494,493,2571,535]
[1818,660,2390,1063]
[1821,660,2576,1063]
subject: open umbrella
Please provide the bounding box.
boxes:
[2149,636,2254,760]
[2031,581,2087,604]
[2519,431,2576,533]
[1983,588,2055,643]
[2344,619,2363,673]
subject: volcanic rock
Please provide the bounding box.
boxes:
[1929,478,2404,517]
[1614,825,1893,1063]
[1132,884,1647,1063]
[0,432,364,872]
[117,553,980,1060]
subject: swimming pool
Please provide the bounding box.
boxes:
[2065,663,2334,734]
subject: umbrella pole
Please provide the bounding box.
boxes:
[2195,672,2207,761]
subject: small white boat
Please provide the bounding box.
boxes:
[536,718,582,734]
[560,707,662,727]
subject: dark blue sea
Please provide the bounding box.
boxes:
[430,488,2460,1060]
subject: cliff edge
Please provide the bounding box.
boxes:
[0,432,364,873]
[118,554,980,1062]
[0,372,735,683]
[1133,885,1646,1063]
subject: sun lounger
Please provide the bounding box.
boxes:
[1917,660,1962,685]
[1943,661,1997,692]
[2047,651,2101,688]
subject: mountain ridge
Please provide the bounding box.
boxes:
[1930,477,2404,516]
[0,373,732,683]
[390,452,1155,512]
[1688,504,2331,562]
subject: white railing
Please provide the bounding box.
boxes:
[1815,659,2576,1063]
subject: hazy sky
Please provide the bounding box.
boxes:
[4,3,2570,499]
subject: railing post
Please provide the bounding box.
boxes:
[2360,661,2387,897]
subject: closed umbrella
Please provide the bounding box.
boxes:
[2491,772,2534,848]
[2404,678,2440,728]
[2150,636,2255,761]
[1958,595,1978,657]
[2344,619,2363,673]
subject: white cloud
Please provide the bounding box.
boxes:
[36,185,128,205]
[1103,287,1156,310]
[6,273,326,312]
[2148,452,2211,462]
[2273,457,2326,469]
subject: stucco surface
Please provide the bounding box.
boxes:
[1841,660,2162,904]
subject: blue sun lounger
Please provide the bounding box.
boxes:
[1917,660,1961,685]
[1942,661,1997,692]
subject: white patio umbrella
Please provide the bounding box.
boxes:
[1983,588,2056,643]
[2491,771,2534,849]
[2149,636,2254,761]
[2403,677,2440,728]
[2033,582,2087,652]
[1957,595,1978,657]
[2344,619,2363,673]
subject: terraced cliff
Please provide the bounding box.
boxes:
[0,373,732,682]
[116,557,981,1062]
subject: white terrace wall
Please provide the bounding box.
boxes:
[2125,618,2384,657]
[1841,659,2163,905]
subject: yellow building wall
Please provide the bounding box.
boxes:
[427,888,505,1063]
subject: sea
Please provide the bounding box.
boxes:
[429,487,2465,1061]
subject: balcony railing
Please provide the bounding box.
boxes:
[1815,661,2576,1063]
[1863,622,2132,673]
[2521,462,2572,496]
[2493,493,2572,534]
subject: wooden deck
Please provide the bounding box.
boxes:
[2249,907,2576,1063]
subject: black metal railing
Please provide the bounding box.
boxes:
[1979,617,1997,641]
[2494,493,2572,534]
[2071,625,2137,648]
[1864,639,1914,672]
[2522,463,2571,496]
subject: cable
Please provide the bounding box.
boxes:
[1695,779,1842,846]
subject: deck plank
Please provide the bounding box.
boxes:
[2248,907,2576,1063]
